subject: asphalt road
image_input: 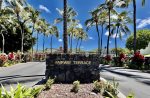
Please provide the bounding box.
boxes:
[1,62,150,98]
[101,69,150,98]
[0,62,46,90]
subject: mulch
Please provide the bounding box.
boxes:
[38,84,103,98]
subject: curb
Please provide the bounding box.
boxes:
[100,77,126,98]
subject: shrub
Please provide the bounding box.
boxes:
[104,78,119,98]
[0,53,8,67]
[104,55,112,64]
[129,51,145,69]
[71,80,80,93]
[93,80,105,94]
[44,78,54,90]
[0,84,43,98]
[118,53,126,66]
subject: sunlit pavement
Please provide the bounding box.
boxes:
[101,65,150,98]
[0,62,46,90]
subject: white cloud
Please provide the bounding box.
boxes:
[137,17,150,29]
[105,31,109,36]
[58,39,62,42]
[89,36,94,40]
[115,0,125,7]
[109,41,112,44]
[136,19,141,23]
[76,24,83,28]
[111,15,118,20]
[39,5,50,13]
[111,32,125,39]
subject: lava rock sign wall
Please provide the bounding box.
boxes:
[45,54,101,83]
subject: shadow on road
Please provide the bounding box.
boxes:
[103,68,150,86]
[0,75,45,86]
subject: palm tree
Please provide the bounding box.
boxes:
[63,0,68,53]
[86,9,107,54]
[111,11,131,57]
[67,20,79,53]
[85,11,101,54]
[100,0,130,55]
[34,19,43,53]
[133,0,145,53]
[0,0,2,9]
[0,8,16,53]
[47,26,59,53]
[6,0,30,53]
[40,19,49,53]
[26,7,40,57]
[55,5,77,53]
[78,30,88,52]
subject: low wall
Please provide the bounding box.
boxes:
[45,54,100,83]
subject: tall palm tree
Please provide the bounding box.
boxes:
[67,20,79,53]
[133,0,145,53]
[86,8,107,54]
[26,7,40,57]
[111,11,131,57]
[63,0,68,53]
[85,11,101,54]
[47,26,59,53]
[55,5,77,53]
[40,19,49,53]
[34,19,44,53]
[0,0,2,9]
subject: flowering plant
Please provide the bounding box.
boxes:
[130,51,145,69]
[118,53,126,66]
[0,53,8,66]
[105,55,112,62]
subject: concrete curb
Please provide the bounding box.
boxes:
[100,77,126,98]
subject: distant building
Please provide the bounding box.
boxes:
[140,42,150,55]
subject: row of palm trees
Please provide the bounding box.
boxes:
[62,0,146,55]
[0,0,59,54]
[84,0,146,56]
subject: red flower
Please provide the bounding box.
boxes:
[105,55,112,61]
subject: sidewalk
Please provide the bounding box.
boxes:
[101,65,150,85]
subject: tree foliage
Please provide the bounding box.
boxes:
[0,27,35,53]
[126,29,150,50]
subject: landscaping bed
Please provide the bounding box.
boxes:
[38,84,103,98]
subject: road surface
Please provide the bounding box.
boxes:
[101,69,150,98]
[0,62,45,90]
[1,62,150,98]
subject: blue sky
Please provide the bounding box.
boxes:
[27,0,150,51]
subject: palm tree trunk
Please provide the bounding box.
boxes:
[107,8,111,56]
[79,39,82,52]
[115,27,119,57]
[43,35,45,53]
[63,0,68,53]
[100,24,104,55]
[31,24,35,60]
[36,31,39,53]
[21,26,24,53]
[96,22,101,54]
[0,0,2,10]
[76,38,79,53]
[1,31,4,53]
[133,0,137,53]
[68,34,71,51]
[50,35,53,54]
[70,35,73,53]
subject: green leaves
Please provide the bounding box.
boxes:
[0,84,43,98]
